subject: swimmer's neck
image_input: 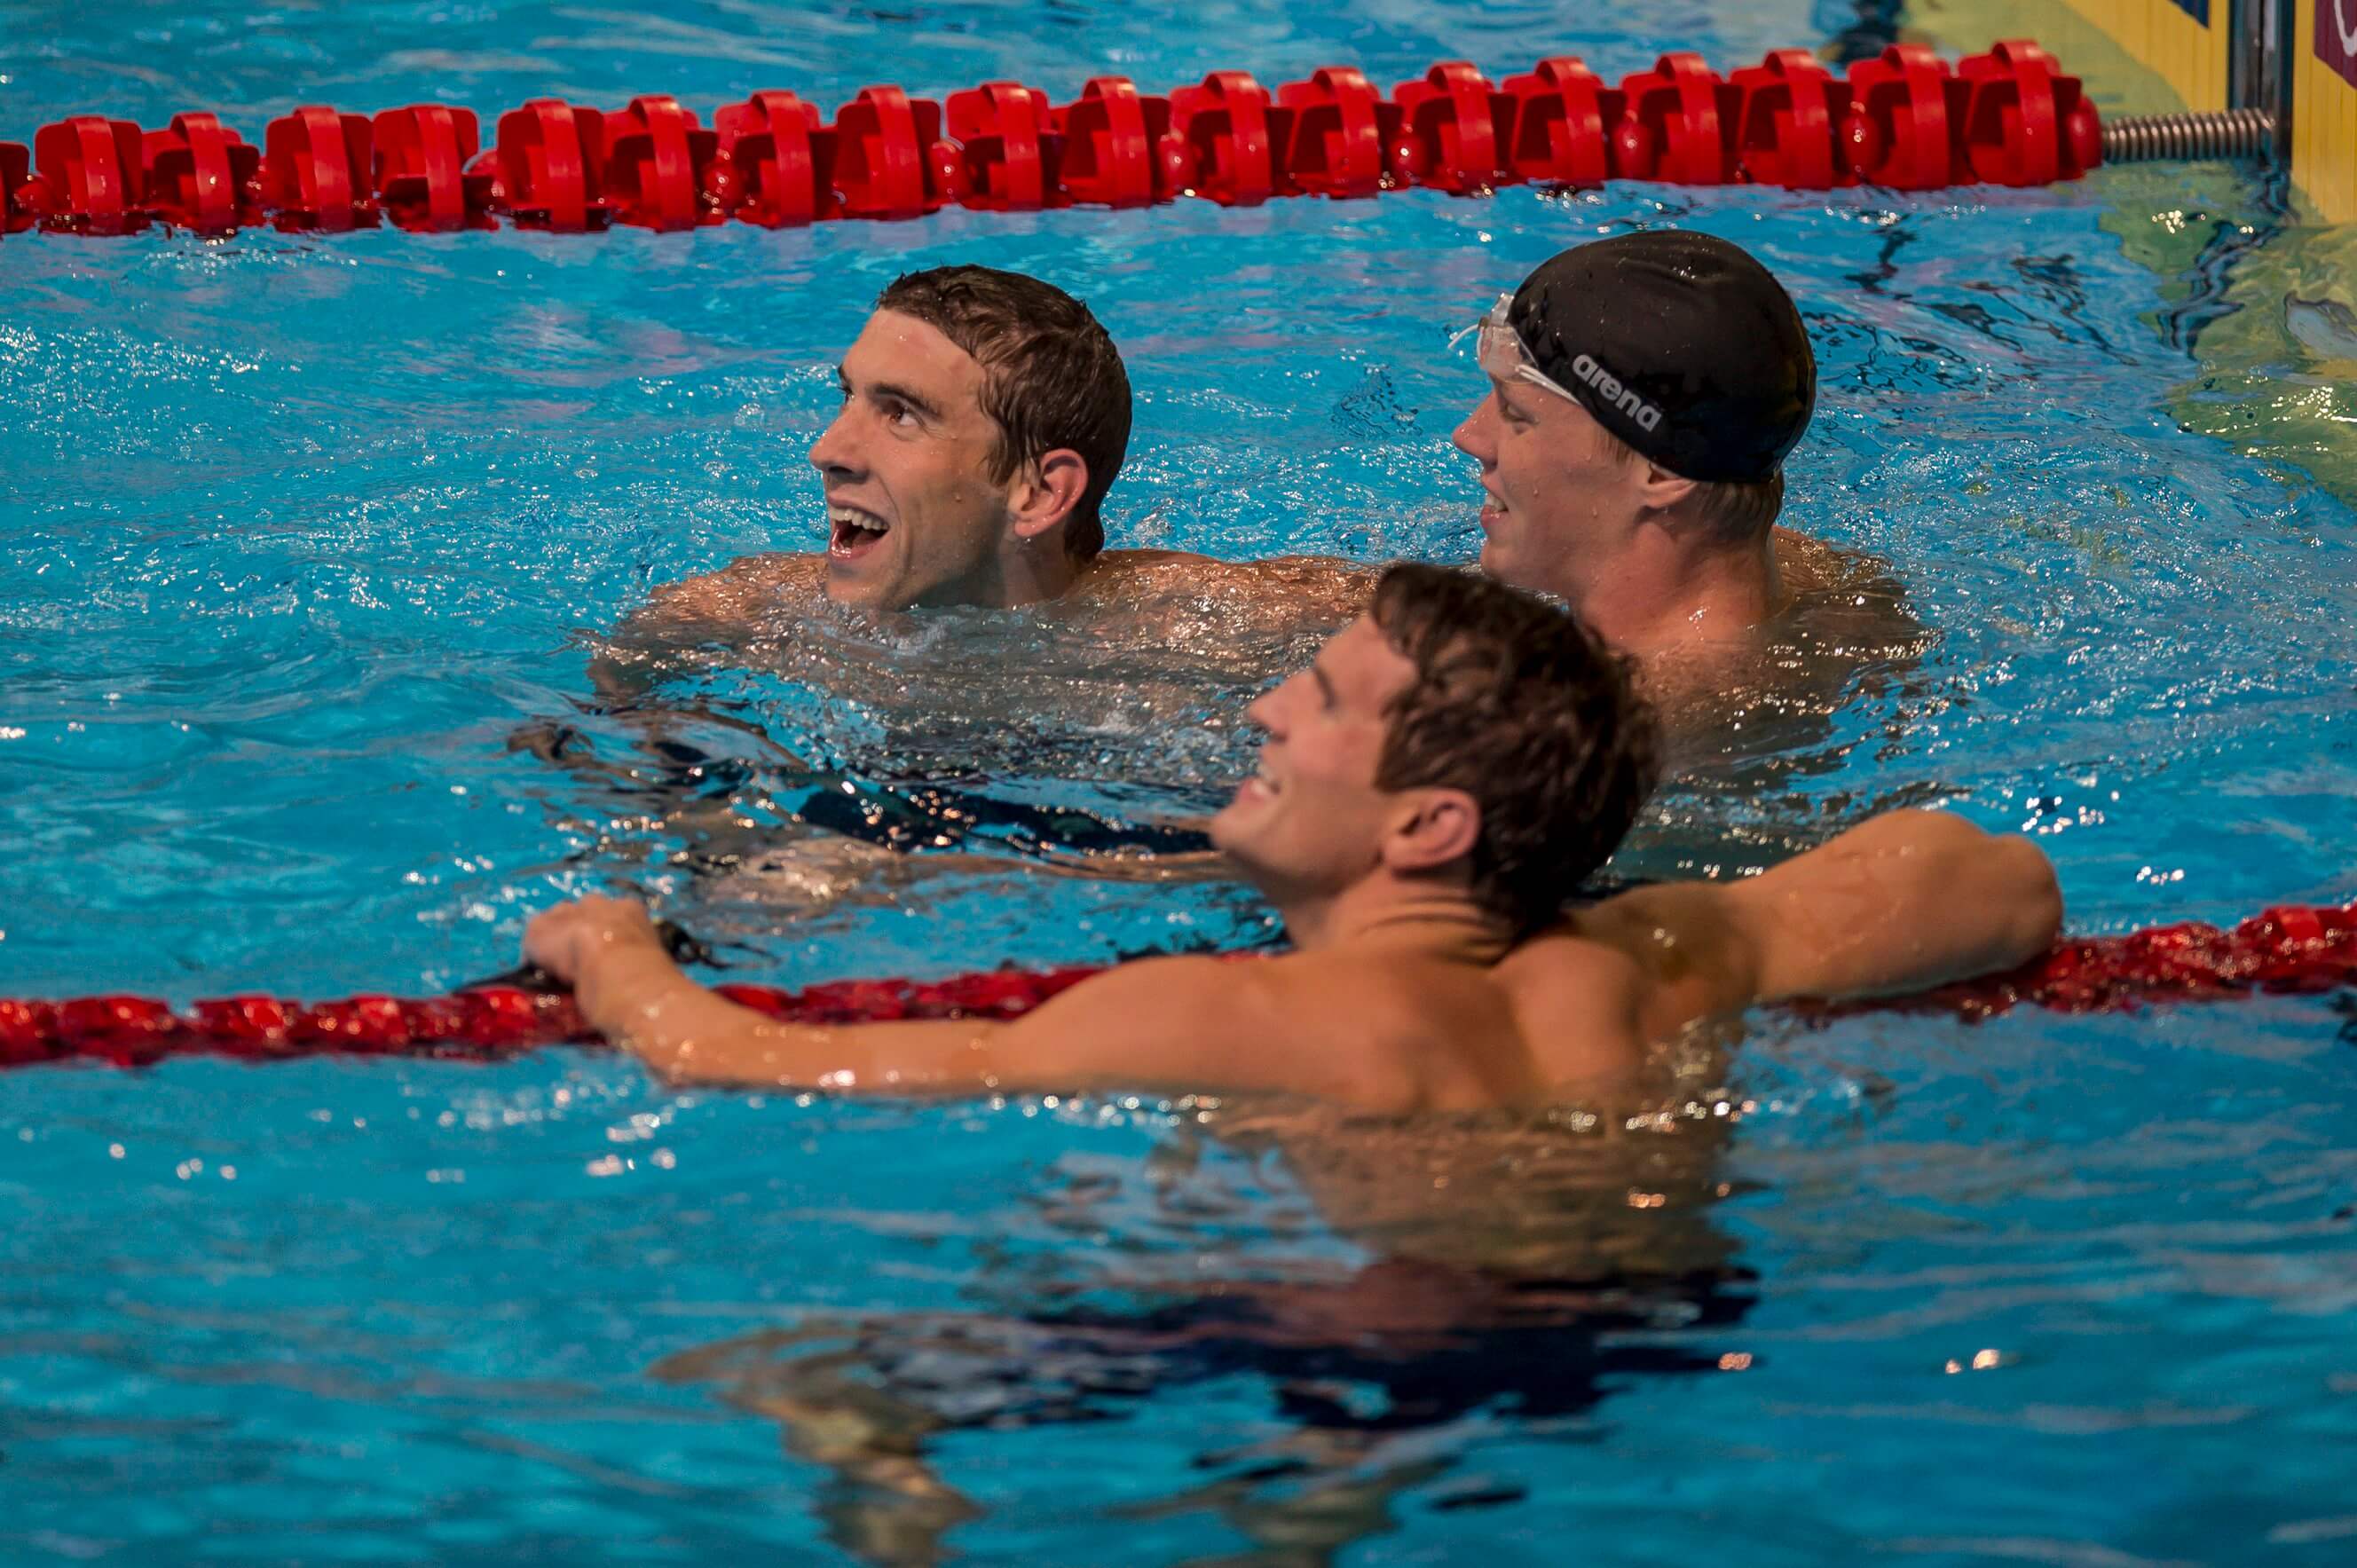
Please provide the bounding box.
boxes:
[1565,522,1785,658]
[932,532,1092,610]
[1276,877,1515,967]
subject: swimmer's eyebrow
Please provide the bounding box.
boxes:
[1491,375,1535,420]
[836,366,945,422]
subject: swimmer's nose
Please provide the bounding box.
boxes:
[1451,399,1494,467]
[808,406,860,478]
[1244,688,1279,735]
[1245,681,1295,739]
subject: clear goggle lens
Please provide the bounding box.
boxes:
[1462,293,1581,407]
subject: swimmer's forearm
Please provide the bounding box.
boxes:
[1733,810,2063,1000]
[1584,811,2063,1030]
[572,947,1296,1101]
[575,949,1004,1093]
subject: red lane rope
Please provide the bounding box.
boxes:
[0,40,2100,239]
[4,900,2352,1073]
[1830,900,2357,1021]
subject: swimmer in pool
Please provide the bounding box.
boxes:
[603,237,1910,711]
[550,262,1359,883]
[525,564,2058,1113]
[1455,229,1924,723]
[559,240,1930,903]
[597,262,1361,672]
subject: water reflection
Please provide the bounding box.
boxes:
[2174,213,2357,504]
[521,523,1935,922]
[517,556,1358,906]
[654,1090,1754,1564]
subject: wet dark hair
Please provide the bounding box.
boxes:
[1369,563,1659,935]
[874,265,1131,563]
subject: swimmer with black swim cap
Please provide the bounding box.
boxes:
[1454,231,1908,696]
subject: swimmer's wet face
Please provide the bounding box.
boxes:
[1452,362,1655,599]
[1212,613,1415,909]
[810,309,1019,611]
[808,265,1133,611]
[1213,564,1660,936]
[1450,233,1818,611]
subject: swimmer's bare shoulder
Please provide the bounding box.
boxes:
[976,949,1503,1111]
[631,553,827,643]
[1246,946,1644,1110]
[1643,527,1928,737]
[1562,808,2062,1031]
[976,943,1643,1113]
[1772,526,1924,653]
[556,929,1593,1114]
[1077,550,1376,626]
[1490,933,1650,1093]
[590,554,826,700]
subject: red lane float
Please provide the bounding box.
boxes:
[1168,70,1278,206]
[713,91,833,225]
[1390,61,1510,193]
[1956,38,2101,185]
[1615,52,1734,185]
[1,40,2102,237]
[4,900,2353,1073]
[1278,67,1388,199]
[24,115,150,233]
[948,82,1057,210]
[373,105,495,231]
[1,139,30,232]
[1052,75,1169,208]
[1842,42,1958,190]
[604,94,722,231]
[1502,59,1619,186]
[141,112,264,232]
[826,85,953,220]
[1810,900,2357,1022]
[262,107,377,231]
[491,98,618,232]
[1732,51,1850,190]
[0,967,1105,1070]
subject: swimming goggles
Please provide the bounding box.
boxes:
[1456,292,1583,409]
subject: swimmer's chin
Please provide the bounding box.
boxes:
[1204,786,1266,854]
[820,567,899,612]
[1475,535,1514,581]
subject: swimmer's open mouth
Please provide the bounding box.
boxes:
[828,503,889,559]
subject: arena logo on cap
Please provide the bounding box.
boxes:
[1570,353,1665,432]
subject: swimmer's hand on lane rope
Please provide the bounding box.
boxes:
[479,906,717,995]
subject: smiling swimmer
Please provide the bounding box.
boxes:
[528,565,2060,1113]
[1454,231,1923,715]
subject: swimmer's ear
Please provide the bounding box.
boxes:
[1007,446,1090,545]
[1635,461,1699,518]
[1382,787,1482,877]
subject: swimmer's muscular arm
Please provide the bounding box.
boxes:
[587,555,809,704]
[525,900,1415,1107]
[1572,809,2063,1036]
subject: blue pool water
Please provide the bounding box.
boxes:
[4,2,2357,1562]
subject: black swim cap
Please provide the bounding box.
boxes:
[1507,231,1816,484]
